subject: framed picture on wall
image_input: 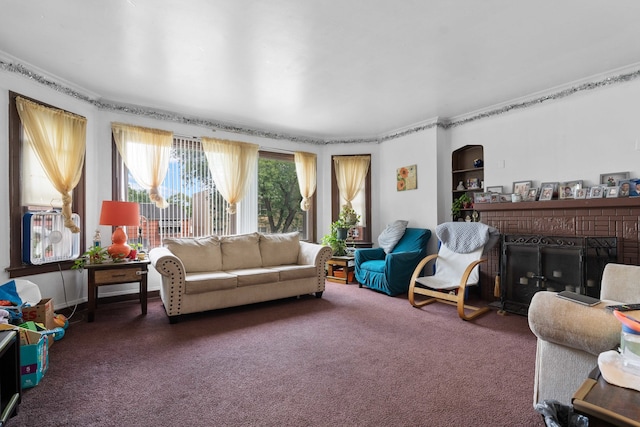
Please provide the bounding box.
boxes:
[486,186,503,193]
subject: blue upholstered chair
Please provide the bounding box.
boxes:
[355,228,431,296]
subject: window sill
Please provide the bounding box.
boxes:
[5,260,75,278]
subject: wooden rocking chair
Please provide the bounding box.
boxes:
[408,222,499,321]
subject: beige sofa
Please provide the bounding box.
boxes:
[528,263,640,406]
[149,232,332,323]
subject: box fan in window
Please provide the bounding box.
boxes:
[22,212,81,264]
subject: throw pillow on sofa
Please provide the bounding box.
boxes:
[260,232,300,266]
[220,232,262,270]
[378,220,409,253]
[163,236,222,272]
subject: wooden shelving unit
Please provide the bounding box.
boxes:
[452,145,484,221]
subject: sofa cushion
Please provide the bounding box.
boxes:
[164,236,222,272]
[184,271,237,294]
[227,268,281,287]
[269,264,317,281]
[220,232,262,270]
[259,232,300,266]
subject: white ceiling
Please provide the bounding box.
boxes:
[2,0,640,141]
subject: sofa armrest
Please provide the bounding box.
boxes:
[149,247,186,278]
[528,291,621,356]
[149,247,187,318]
[298,241,331,266]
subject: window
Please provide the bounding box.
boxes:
[115,140,317,247]
[115,136,233,250]
[258,151,315,241]
[7,92,86,277]
[331,154,372,243]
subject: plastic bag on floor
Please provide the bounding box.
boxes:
[534,400,589,427]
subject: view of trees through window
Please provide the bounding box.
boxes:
[122,140,309,250]
[258,153,307,237]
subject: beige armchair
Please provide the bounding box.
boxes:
[528,263,640,407]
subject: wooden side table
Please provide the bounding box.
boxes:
[572,366,640,427]
[85,260,150,322]
[326,256,355,284]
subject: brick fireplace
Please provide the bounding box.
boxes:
[474,198,640,303]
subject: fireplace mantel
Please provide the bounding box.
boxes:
[473,198,640,302]
[475,197,640,212]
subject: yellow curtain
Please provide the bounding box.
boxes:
[16,97,86,232]
[294,152,317,211]
[333,155,370,208]
[111,123,173,208]
[201,137,259,214]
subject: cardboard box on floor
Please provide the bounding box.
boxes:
[0,324,49,389]
[21,298,55,330]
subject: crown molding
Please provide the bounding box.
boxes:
[3,56,640,145]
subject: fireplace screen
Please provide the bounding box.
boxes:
[500,235,617,315]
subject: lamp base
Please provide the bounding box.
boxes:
[108,226,131,259]
[107,243,131,259]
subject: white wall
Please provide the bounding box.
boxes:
[375,126,440,254]
[448,78,640,195]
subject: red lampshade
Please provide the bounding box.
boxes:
[99,201,140,226]
[99,201,140,259]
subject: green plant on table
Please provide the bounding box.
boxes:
[321,221,347,256]
[72,246,110,270]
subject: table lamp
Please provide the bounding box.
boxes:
[99,201,140,259]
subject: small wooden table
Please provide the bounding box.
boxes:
[85,260,150,322]
[326,256,355,284]
[572,366,640,427]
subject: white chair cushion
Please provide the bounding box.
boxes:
[417,245,484,290]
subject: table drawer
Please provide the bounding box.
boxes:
[94,268,142,284]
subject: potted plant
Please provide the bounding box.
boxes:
[321,222,348,256]
[452,193,473,220]
[71,246,110,270]
[336,204,361,240]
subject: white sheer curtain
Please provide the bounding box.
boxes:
[294,151,316,211]
[333,155,370,209]
[16,97,86,232]
[112,123,173,208]
[201,137,259,214]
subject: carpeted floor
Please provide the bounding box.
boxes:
[8,281,543,426]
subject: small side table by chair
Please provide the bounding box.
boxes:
[326,256,355,284]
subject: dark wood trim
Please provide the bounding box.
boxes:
[6,91,86,278]
[330,154,372,243]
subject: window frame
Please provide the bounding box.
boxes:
[7,91,86,277]
[258,150,316,242]
[330,154,372,244]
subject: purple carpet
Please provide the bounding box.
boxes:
[9,282,543,426]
